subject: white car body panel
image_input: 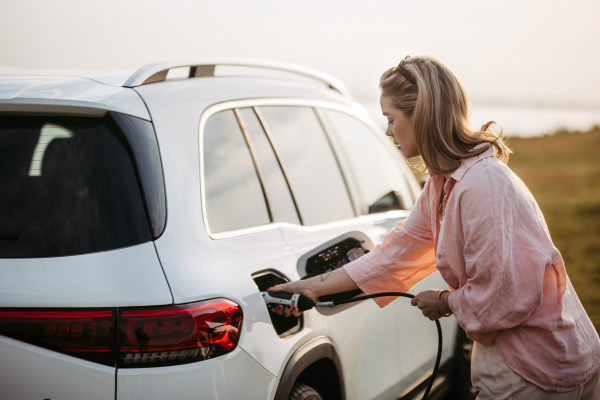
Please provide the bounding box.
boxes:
[132,77,349,305]
[0,242,172,308]
[0,335,115,400]
[154,229,328,378]
[0,75,150,120]
[116,348,278,400]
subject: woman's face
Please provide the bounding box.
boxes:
[380,94,419,159]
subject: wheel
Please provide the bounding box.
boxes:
[289,383,323,400]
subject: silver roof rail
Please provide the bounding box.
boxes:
[122,57,351,98]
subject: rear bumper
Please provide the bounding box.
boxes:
[117,347,278,400]
[0,335,115,400]
[0,334,278,400]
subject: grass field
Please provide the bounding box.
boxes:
[409,127,600,332]
[508,128,600,332]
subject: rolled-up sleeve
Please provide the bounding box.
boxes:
[447,163,550,346]
[344,179,437,307]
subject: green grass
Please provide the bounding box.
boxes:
[408,128,600,332]
[508,128,600,332]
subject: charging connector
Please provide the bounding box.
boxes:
[261,291,315,312]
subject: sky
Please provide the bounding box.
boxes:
[1,0,599,133]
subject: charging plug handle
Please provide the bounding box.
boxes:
[261,291,315,312]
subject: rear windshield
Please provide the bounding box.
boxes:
[0,115,158,258]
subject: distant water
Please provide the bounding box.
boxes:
[361,101,600,138]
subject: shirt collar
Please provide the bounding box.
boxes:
[449,144,495,182]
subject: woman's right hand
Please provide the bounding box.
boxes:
[267,280,314,318]
[267,267,360,318]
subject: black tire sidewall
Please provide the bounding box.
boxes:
[289,383,324,400]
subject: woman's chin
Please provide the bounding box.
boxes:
[399,148,419,159]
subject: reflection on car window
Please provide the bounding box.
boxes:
[238,108,300,225]
[259,106,354,226]
[28,123,73,176]
[0,116,151,258]
[322,109,413,213]
[203,110,270,233]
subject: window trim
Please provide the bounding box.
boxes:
[232,107,274,223]
[198,98,415,240]
[253,106,304,225]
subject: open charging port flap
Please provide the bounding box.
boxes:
[296,231,374,316]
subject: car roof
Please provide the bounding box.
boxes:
[0,73,151,120]
[0,69,132,86]
[0,58,356,120]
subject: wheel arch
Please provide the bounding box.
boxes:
[274,336,345,400]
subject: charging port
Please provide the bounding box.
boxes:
[252,270,302,337]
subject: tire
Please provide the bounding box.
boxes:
[289,383,323,400]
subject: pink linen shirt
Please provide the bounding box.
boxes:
[344,145,600,392]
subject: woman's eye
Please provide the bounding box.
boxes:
[387,120,393,125]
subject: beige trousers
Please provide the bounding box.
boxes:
[472,336,600,400]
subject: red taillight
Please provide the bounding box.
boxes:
[0,299,242,368]
[117,299,243,368]
[0,310,115,366]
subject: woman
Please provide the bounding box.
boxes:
[269,55,600,399]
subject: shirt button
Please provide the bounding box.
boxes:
[437,253,441,259]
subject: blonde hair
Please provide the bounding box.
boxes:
[379,55,511,175]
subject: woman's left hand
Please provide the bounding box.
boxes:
[411,290,451,320]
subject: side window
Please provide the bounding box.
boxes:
[321,109,414,213]
[203,110,270,233]
[237,107,300,225]
[259,106,354,226]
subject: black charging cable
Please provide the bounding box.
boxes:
[262,291,443,400]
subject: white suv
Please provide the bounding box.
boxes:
[0,59,472,400]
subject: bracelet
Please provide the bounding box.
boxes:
[437,290,453,317]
